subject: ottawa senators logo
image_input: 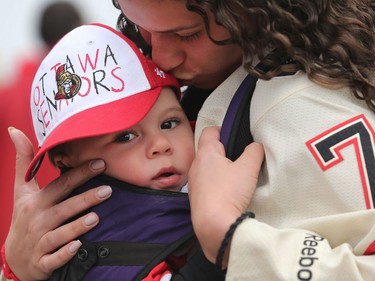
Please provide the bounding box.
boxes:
[54,64,81,100]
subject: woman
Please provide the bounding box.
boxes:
[3,0,375,280]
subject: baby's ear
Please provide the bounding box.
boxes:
[53,153,71,168]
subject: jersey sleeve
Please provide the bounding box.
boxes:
[226,210,375,280]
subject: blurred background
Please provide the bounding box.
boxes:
[0,0,120,265]
[0,0,119,85]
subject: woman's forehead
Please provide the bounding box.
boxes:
[118,0,202,32]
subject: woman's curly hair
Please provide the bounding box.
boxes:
[112,0,375,112]
[112,0,152,56]
[187,0,375,112]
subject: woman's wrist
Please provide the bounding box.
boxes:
[0,270,15,281]
[215,211,255,270]
[1,245,21,281]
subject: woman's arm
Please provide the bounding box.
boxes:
[3,128,112,281]
[188,126,264,266]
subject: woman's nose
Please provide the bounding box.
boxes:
[150,33,184,72]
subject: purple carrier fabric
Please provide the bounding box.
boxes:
[52,174,193,281]
[220,74,256,152]
[220,73,258,161]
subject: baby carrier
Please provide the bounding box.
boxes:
[49,175,224,281]
[221,60,297,160]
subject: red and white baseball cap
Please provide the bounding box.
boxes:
[25,23,180,182]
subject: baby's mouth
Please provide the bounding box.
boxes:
[152,167,181,189]
[157,172,174,178]
[153,167,177,180]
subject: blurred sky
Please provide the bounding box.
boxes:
[0,0,119,85]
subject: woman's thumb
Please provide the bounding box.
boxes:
[8,127,36,188]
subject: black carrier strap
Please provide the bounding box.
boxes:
[49,232,196,281]
[171,250,225,281]
[49,232,224,281]
[134,232,195,281]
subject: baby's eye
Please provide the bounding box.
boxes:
[115,131,137,143]
[161,119,180,130]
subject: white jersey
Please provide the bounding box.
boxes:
[196,66,375,280]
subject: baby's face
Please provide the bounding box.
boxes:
[62,88,194,192]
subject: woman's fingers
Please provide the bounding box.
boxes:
[39,240,83,275]
[38,212,99,259]
[39,185,112,233]
[39,159,107,205]
[38,185,112,253]
[196,126,225,154]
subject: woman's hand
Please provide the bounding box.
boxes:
[188,126,264,264]
[4,128,112,281]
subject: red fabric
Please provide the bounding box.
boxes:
[364,240,375,255]
[142,261,172,281]
[0,55,59,266]
[142,255,187,281]
[1,245,21,281]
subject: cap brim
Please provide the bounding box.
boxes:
[25,88,161,182]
